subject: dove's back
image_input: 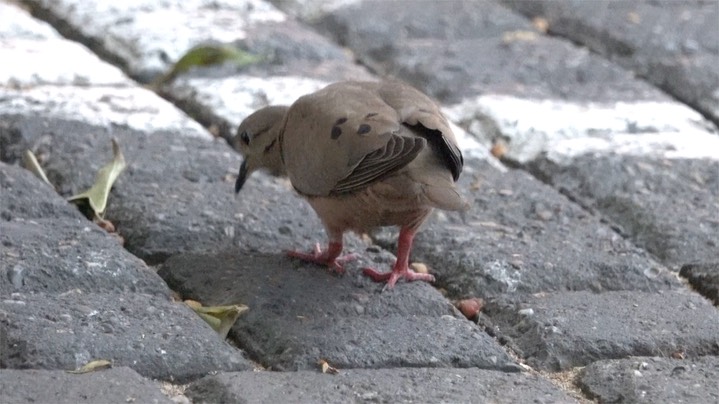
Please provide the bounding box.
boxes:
[279,80,467,234]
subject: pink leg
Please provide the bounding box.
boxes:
[362,227,435,288]
[287,241,358,274]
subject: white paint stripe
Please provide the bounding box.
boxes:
[0,40,130,87]
[446,95,718,163]
[0,86,210,138]
[174,75,331,127]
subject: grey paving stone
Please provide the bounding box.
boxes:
[578,357,719,404]
[375,158,678,299]
[482,290,719,371]
[503,0,719,126]
[159,251,517,372]
[0,217,171,296]
[528,155,719,269]
[311,0,667,104]
[0,162,170,296]
[0,291,252,382]
[0,367,173,404]
[680,262,719,306]
[187,368,578,404]
[0,161,77,220]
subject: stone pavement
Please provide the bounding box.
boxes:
[1,0,717,402]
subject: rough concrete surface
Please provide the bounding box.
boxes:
[578,357,719,404]
[483,290,719,371]
[0,367,173,404]
[159,251,517,372]
[2,0,719,402]
[187,368,578,403]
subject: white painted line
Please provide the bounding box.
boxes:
[0,86,210,138]
[446,94,718,163]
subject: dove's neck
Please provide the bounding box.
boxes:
[263,126,287,177]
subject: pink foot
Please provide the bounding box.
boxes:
[287,242,357,274]
[362,266,435,289]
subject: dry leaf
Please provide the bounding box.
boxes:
[153,45,262,87]
[67,359,112,374]
[456,298,485,320]
[502,30,538,44]
[627,11,641,24]
[22,150,52,187]
[318,359,339,375]
[490,140,508,159]
[532,17,550,33]
[671,351,686,360]
[410,262,429,274]
[186,301,249,339]
[93,216,116,232]
[68,138,126,219]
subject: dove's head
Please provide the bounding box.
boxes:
[232,105,289,193]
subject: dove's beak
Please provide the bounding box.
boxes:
[235,160,249,193]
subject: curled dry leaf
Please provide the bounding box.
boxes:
[318,359,339,375]
[93,216,116,233]
[67,359,112,374]
[22,150,52,187]
[153,44,262,87]
[532,17,550,33]
[410,262,429,274]
[68,138,126,220]
[502,30,538,44]
[671,351,686,360]
[185,300,249,339]
[490,139,508,159]
[456,298,485,320]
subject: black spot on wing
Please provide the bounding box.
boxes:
[356,124,371,136]
[331,117,348,140]
[331,126,342,140]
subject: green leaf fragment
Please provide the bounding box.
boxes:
[186,301,249,339]
[67,138,126,218]
[67,359,112,374]
[22,150,52,187]
[154,45,262,86]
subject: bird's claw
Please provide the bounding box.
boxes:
[287,243,358,274]
[362,267,435,289]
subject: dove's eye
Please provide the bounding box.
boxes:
[239,130,250,145]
